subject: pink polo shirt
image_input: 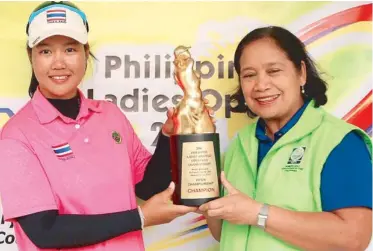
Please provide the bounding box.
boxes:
[0,88,151,251]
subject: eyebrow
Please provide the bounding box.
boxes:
[35,42,49,47]
[240,66,256,72]
[64,41,80,46]
[265,62,285,67]
[35,41,80,48]
[241,62,285,72]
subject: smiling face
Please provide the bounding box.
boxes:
[30,35,89,99]
[239,37,306,123]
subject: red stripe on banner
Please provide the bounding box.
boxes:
[343,91,372,131]
[298,4,372,42]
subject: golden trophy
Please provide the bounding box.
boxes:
[170,45,221,206]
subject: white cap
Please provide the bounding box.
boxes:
[27,4,88,48]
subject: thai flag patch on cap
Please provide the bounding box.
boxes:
[52,143,73,158]
[46,9,66,23]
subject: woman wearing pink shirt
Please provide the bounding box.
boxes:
[0,1,199,250]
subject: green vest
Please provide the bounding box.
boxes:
[220,102,372,251]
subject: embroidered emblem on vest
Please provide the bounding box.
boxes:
[283,147,306,172]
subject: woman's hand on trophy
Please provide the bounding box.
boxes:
[161,107,175,137]
[141,181,197,227]
[161,99,216,137]
[198,172,261,226]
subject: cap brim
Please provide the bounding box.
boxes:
[28,28,88,48]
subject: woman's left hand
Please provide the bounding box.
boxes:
[161,107,176,137]
[199,172,262,226]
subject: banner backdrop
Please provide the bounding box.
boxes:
[0,1,372,251]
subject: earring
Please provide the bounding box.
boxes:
[301,85,305,94]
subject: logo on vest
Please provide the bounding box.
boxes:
[282,147,306,172]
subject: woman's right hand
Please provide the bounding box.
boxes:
[140,182,197,227]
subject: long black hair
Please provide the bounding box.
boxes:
[231,26,328,118]
[26,1,93,98]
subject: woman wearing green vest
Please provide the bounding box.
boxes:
[199,26,372,251]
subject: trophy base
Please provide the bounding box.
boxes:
[170,133,221,207]
[175,197,219,207]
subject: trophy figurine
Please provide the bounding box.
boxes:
[170,45,221,207]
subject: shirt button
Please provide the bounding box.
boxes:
[84,138,89,143]
[75,124,80,129]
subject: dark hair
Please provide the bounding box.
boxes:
[231,26,328,118]
[26,1,94,98]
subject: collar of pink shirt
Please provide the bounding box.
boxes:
[31,87,102,124]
